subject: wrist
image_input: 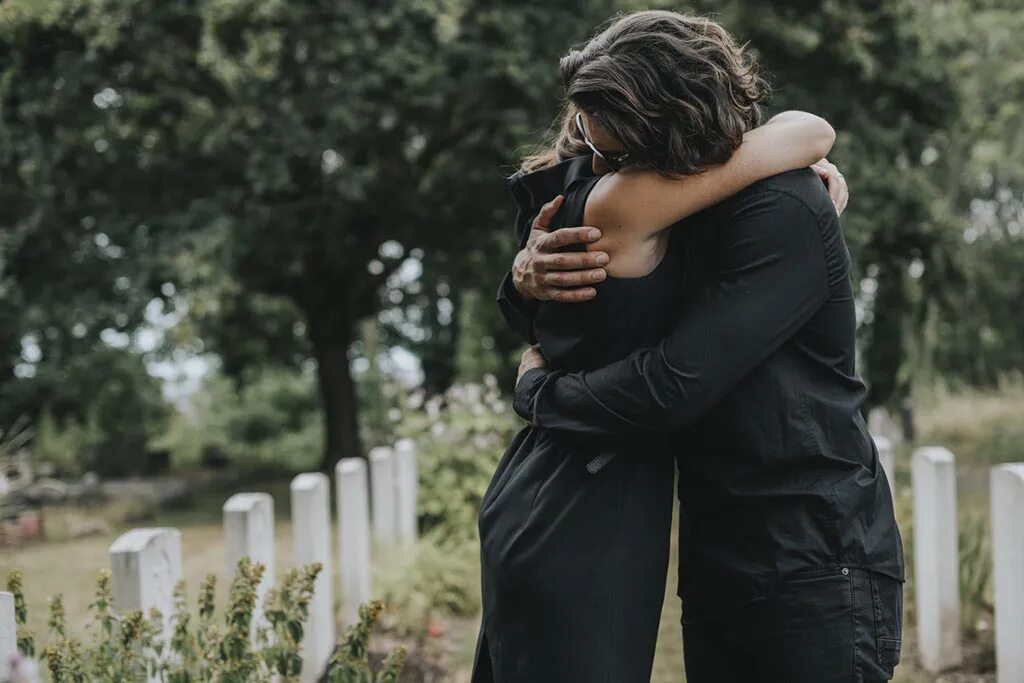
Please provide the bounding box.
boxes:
[514,367,548,422]
[504,271,535,303]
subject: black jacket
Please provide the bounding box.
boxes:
[502,168,904,614]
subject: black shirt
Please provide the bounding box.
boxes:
[501,167,904,614]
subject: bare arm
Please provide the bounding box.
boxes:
[585,111,836,241]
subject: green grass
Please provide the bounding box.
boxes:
[0,479,305,641]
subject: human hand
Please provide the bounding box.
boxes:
[512,195,609,303]
[810,158,849,216]
[517,346,547,385]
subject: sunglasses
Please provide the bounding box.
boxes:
[575,112,632,172]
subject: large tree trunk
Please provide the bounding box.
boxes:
[308,312,363,471]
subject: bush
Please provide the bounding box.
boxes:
[4,562,404,683]
[31,410,101,478]
[375,537,482,631]
[155,367,323,472]
[396,377,520,547]
[362,378,522,626]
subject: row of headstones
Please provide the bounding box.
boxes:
[875,437,1024,683]
[0,439,419,683]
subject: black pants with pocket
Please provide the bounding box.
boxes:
[682,567,903,683]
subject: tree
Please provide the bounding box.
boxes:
[0,0,178,446]
[0,0,616,469]
[913,0,1024,386]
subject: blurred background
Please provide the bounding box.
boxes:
[0,0,1021,681]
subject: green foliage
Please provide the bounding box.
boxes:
[376,537,482,627]
[326,601,406,683]
[155,366,322,471]
[13,346,168,477]
[31,410,100,477]
[958,511,992,635]
[261,564,322,679]
[6,570,36,657]
[397,378,520,546]
[0,0,618,469]
[912,1,1024,388]
[216,558,265,682]
[368,379,521,623]
[7,560,403,683]
[40,569,159,682]
[915,378,1024,466]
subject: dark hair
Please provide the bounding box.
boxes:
[522,10,769,175]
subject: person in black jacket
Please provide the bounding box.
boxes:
[499,13,904,683]
[474,10,885,683]
[508,168,904,681]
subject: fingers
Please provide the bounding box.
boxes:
[531,195,564,232]
[541,268,606,288]
[537,226,603,250]
[536,250,609,271]
[828,171,842,206]
[834,175,849,215]
[811,158,849,216]
[547,286,598,303]
[825,163,849,216]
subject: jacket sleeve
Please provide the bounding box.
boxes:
[497,270,538,344]
[513,189,836,436]
[496,203,540,343]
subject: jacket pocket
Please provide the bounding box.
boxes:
[870,573,903,673]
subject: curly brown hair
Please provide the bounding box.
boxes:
[522,10,769,175]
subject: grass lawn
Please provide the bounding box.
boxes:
[0,478,309,642]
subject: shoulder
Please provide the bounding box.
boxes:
[508,155,595,218]
[719,168,849,286]
[731,168,836,226]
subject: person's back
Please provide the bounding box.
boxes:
[670,168,902,611]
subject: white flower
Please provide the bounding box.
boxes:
[425,396,443,420]
[408,389,425,409]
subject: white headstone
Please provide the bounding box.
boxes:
[0,591,16,675]
[991,463,1024,683]
[869,407,901,444]
[290,473,335,682]
[223,493,275,635]
[109,527,183,680]
[394,438,419,544]
[336,458,371,625]
[369,447,397,548]
[875,436,896,500]
[912,447,962,672]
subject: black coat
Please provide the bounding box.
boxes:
[473,155,678,683]
[510,168,904,621]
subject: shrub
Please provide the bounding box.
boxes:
[326,601,405,683]
[4,562,404,683]
[396,377,521,547]
[375,536,482,631]
[155,368,323,472]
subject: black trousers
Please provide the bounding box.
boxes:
[682,567,903,683]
